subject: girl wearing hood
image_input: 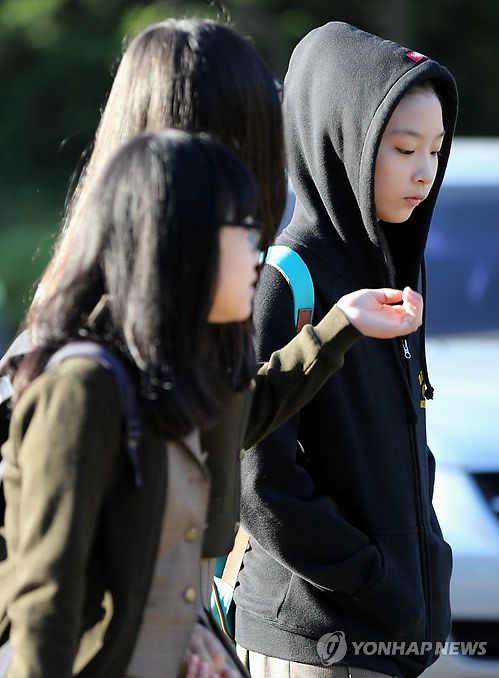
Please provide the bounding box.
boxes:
[235,22,458,678]
[0,19,426,678]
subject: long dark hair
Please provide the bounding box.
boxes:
[15,130,258,438]
[29,20,286,386]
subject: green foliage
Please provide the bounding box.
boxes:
[0,187,61,340]
[0,229,56,342]
[0,0,497,344]
[0,0,64,31]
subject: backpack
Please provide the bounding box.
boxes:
[210,244,315,640]
[0,340,143,561]
[0,340,144,672]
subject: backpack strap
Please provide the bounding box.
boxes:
[213,247,315,638]
[46,341,143,487]
[263,245,315,331]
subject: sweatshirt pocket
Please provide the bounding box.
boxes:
[351,533,426,640]
[426,529,452,645]
[235,541,293,622]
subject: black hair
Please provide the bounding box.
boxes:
[29,18,286,388]
[15,130,258,438]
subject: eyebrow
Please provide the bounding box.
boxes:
[388,128,446,140]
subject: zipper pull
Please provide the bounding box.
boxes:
[402,339,412,359]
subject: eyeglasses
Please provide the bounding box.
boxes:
[224,219,263,251]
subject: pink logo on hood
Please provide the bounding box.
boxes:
[406,50,426,62]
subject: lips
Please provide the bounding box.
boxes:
[405,195,426,207]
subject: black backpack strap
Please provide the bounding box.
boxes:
[46,342,143,487]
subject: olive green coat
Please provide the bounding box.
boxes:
[201,307,360,555]
[0,306,359,677]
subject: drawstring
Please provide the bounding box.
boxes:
[420,258,434,400]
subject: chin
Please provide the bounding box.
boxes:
[379,211,413,224]
[240,306,253,322]
[229,309,252,323]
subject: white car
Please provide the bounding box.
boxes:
[280,138,499,676]
[422,138,499,677]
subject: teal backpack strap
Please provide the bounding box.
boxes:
[263,245,315,331]
[211,245,315,641]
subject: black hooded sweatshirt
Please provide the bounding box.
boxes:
[235,22,458,677]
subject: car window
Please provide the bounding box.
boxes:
[425,185,499,336]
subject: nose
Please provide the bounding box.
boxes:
[414,155,437,186]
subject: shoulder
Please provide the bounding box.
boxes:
[12,358,123,436]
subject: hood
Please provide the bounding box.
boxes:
[283,21,458,289]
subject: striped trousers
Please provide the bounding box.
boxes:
[236,646,397,678]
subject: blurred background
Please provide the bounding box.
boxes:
[0,3,498,676]
[0,0,497,342]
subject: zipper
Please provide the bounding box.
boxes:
[400,337,432,655]
[402,338,412,359]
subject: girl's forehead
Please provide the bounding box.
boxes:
[385,91,444,137]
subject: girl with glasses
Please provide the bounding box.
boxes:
[0,19,424,678]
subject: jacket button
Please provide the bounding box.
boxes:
[183,587,197,604]
[184,526,199,542]
[201,450,209,462]
[249,379,256,391]
[239,448,246,460]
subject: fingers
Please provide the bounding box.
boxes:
[184,654,211,678]
[184,653,224,678]
[376,287,423,323]
[199,633,225,668]
[187,624,225,671]
[374,288,404,304]
[401,287,423,322]
[335,286,423,338]
[374,286,420,309]
[184,623,239,678]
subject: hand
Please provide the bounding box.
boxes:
[183,623,241,678]
[336,286,423,338]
